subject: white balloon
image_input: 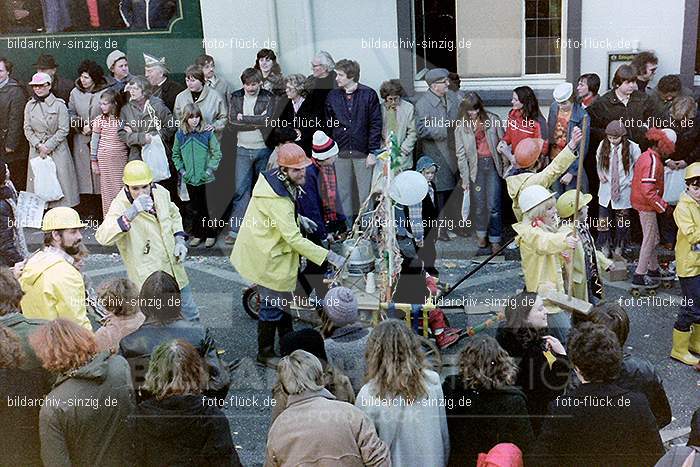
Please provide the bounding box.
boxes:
[389,170,429,205]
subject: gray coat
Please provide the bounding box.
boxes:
[118,96,176,161]
[24,93,80,208]
[414,89,462,191]
[68,80,109,194]
[173,86,227,141]
[39,352,135,467]
[381,100,417,172]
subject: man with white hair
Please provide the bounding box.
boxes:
[143,53,184,112]
[266,350,391,466]
[306,50,337,134]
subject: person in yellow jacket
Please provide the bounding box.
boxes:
[95,161,198,321]
[556,189,613,304]
[512,185,579,343]
[670,162,700,366]
[231,143,345,367]
[19,207,91,329]
[502,126,583,222]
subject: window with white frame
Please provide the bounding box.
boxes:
[412,0,566,79]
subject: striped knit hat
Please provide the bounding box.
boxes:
[311,131,339,160]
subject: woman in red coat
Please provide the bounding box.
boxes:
[630,128,676,287]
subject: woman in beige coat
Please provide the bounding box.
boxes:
[24,72,80,208]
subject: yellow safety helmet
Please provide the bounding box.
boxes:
[122,160,153,186]
[684,162,700,181]
[556,189,593,219]
[41,207,86,231]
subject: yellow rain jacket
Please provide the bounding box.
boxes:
[512,221,570,310]
[231,172,328,292]
[673,192,700,278]
[506,146,578,221]
[19,248,91,329]
[560,224,613,302]
[95,184,189,289]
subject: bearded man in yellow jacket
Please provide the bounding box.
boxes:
[19,207,91,329]
[231,143,345,367]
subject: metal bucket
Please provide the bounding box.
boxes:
[342,239,375,276]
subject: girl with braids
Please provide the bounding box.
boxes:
[596,120,641,258]
[129,340,242,467]
[496,292,571,435]
[355,319,449,467]
[499,86,549,161]
[442,335,534,467]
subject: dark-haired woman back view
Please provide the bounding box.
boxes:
[442,335,534,467]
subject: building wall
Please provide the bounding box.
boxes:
[201,0,401,90]
[580,0,685,92]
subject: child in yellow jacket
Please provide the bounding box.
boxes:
[513,185,579,343]
[670,162,700,366]
[556,190,613,304]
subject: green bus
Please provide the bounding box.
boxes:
[1,0,204,83]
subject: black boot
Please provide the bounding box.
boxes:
[277,313,294,342]
[257,320,280,368]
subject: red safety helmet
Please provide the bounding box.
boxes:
[277,143,312,169]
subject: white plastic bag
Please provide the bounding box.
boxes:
[178,175,190,202]
[30,157,64,201]
[663,167,685,204]
[461,187,471,223]
[141,133,170,182]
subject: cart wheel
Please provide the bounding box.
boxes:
[242,286,260,320]
[648,289,657,296]
[417,335,442,373]
[631,289,640,298]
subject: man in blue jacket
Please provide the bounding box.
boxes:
[325,59,382,228]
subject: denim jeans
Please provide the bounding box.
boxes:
[230,146,272,234]
[180,284,199,322]
[473,157,503,243]
[258,285,293,322]
[675,275,700,331]
[547,310,572,347]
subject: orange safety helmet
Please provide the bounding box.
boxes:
[277,143,312,169]
[514,138,544,169]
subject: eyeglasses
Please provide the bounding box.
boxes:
[434,79,448,84]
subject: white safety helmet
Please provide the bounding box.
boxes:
[389,170,429,206]
[518,185,554,214]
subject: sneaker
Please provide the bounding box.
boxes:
[188,238,202,247]
[648,268,674,280]
[506,242,518,250]
[632,274,660,288]
[491,243,502,255]
[476,247,491,257]
[224,232,237,244]
[204,238,216,248]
